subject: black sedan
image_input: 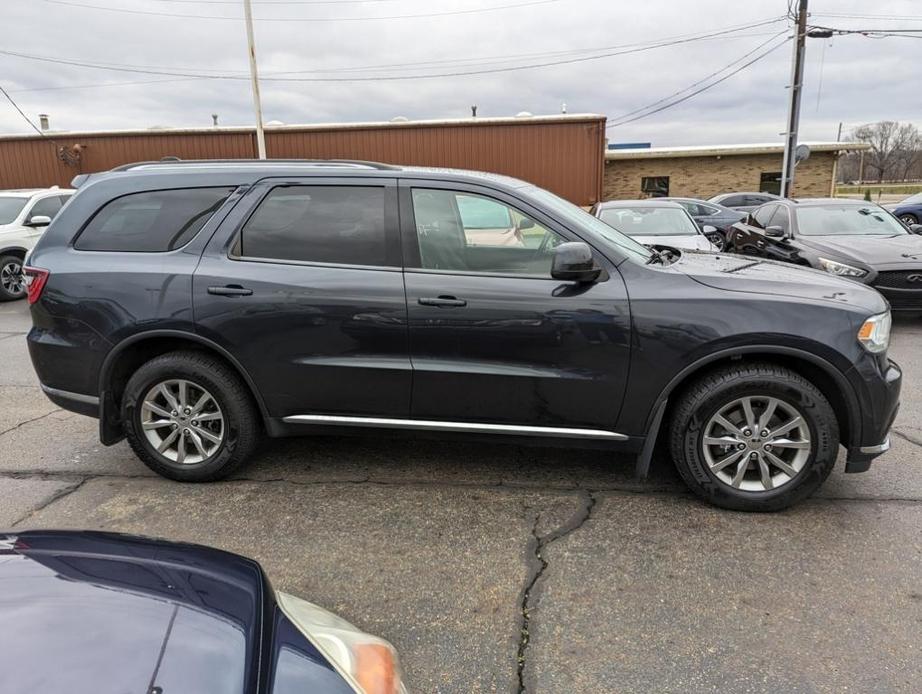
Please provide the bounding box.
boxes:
[0,530,407,694]
[709,191,781,213]
[662,197,747,234]
[727,197,922,311]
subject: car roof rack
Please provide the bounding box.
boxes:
[109,158,402,172]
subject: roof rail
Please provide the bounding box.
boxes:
[109,158,401,172]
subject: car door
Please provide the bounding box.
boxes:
[193,177,412,419]
[757,205,801,263]
[730,204,777,257]
[399,179,631,432]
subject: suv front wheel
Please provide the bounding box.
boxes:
[122,351,261,481]
[670,363,839,512]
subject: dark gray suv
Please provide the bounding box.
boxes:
[24,160,900,511]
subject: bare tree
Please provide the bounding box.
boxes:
[852,121,922,182]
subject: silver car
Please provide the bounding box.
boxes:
[589,199,721,252]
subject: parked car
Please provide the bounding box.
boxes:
[0,529,406,694]
[589,200,720,251]
[0,187,73,301]
[661,197,747,238]
[727,198,922,311]
[708,191,781,214]
[892,192,922,227]
[25,160,899,511]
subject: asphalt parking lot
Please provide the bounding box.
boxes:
[2,298,921,693]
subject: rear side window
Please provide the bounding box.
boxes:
[28,196,63,221]
[75,187,234,252]
[238,186,388,267]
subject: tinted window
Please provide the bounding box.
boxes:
[768,206,791,234]
[411,189,566,275]
[720,195,745,207]
[239,186,388,266]
[76,187,233,252]
[0,197,28,224]
[28,196,63,221]
[747,194,774,206]
[751,205,777,228]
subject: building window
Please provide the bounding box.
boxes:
[760,172,782,195]
[641,176,669,198]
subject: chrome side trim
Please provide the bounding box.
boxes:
[282,414,628,440]
[859,437,890,455]
[41,384,99,406]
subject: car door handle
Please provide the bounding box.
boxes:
[418,296,467,308]
[208,285,253,296]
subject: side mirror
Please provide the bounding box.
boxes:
[26,215,52,227]
[910,224,922,235]
[551,242,601,283]
[764,225,786,238]
[702,225,718,233]
[516,217,535,231]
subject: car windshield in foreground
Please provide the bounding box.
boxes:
[599,207,699,237]
[0,197,28,225]
[522,187,652,264]
[796,204,908,236]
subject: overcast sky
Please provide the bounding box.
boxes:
[1,0,920,146]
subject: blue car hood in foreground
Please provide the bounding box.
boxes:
[0,530,351,694]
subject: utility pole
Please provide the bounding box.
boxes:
[780,0,808,198]
[243,0,267,159]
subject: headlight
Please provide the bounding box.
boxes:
[277,591,407,694]
[817,257,867,278]
[858,311,891,353]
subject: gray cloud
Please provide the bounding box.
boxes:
[1,0,920,146]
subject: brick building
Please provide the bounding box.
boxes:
[602,142,869,201]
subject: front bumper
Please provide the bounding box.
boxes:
[844,358,901,473]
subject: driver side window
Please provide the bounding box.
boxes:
[411,189,565,276]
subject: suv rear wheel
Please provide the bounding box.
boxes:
[0,254,26,301]
[122,351,261,481]
[669,363,838,512]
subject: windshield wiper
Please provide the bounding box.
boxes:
[646,249,665,265]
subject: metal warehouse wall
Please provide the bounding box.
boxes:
[0,116,606,205]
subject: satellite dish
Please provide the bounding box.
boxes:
[794,144,811,165]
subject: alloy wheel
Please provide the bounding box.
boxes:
[701,396,812,492]
[0,260,24,297]
[140,379,225,464]
[900,214,918,226]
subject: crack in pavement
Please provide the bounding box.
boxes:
[0,332,26,342]
[0,408,62,438]
[892,428,922,448]
[516,490,595,694]
[10,476,89,528]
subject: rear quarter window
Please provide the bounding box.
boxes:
[75,187,234,252]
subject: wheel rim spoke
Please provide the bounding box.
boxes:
[714,414,743,436]
[193,425,221,445]
[764,450,799,477]
[711,449,745,473]
[158,384,181,413]
[703,435,740,447]
[757,398,779,432]
[142,419,173,431]
[731,457,749,488]
[143,401,172,419]
[187,429,209,458]
[741,397,757,431]
[195,411,222,422]
[770,438,810,450]
[758,457,774,490]
[177,381,188,410]
[770,416,804,439]
[157,428,179,453]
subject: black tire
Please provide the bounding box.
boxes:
[0,254,26,302]
[669,362,838,512]
[122,350,261,481]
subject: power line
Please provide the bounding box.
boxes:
[607,36,790,129]
[0,17,790,86]
[606,31,787,125]
[40,0,562,21]
[810,12,922,22]
[0,84,51,137]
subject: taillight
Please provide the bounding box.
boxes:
[22,266,49,305]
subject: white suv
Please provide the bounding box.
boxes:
[0,188,73,300]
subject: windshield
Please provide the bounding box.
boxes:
[599,207,699,237]
[900,192,922,205]
[796,204,908,236]
[0,197,28,225]
[522,187,652,264]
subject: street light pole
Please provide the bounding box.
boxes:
[243,0,267,159]
[780,0,808,198]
